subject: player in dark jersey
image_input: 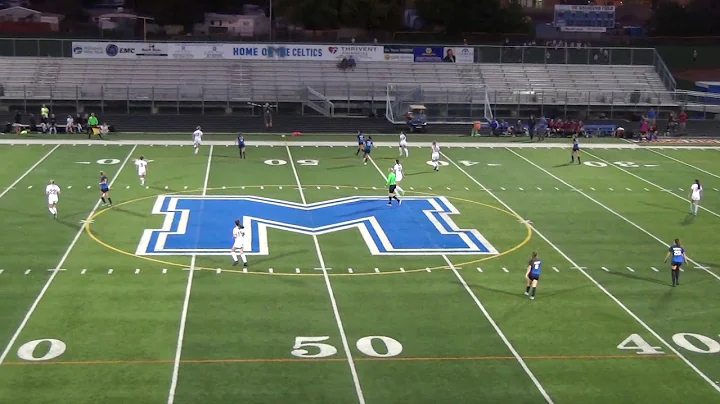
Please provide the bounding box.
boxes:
[570,135,580,164]
[664,238,686,287]
[236,134,246,159]
[99,171,112,207]
[525,252,542,300]
[363,136,373,165]
[356,131,365,155]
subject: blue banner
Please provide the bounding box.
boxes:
[413,46,444,62]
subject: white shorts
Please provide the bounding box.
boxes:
[48,195,58,205]
[232,239,245,249]
[194,139,201,146]
[396,174,403,182]
[138,168,146,176]
[691,196,701,202]
[400,140,407,147]
[431,152,439,161]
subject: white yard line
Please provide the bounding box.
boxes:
[0,145,137,365]
[645,148,720,180]
[582,150,720,219]
[441,151,720,394]
[167,145,213,404]
[286,145,365,404]
[366,155,553,403]
[0,144,60,199]
[505,148,720,282]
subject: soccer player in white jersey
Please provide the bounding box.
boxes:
[393,159,405,195]
[135,156,148,186]
[45,179,60,219]
[431,141,440,171]
[192,126,203,155]
[399,132,409,157]
[231,219,248,267]
[689,179,703,216]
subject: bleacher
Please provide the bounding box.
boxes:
[0,57,677,108]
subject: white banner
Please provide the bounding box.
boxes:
[559,26,608,33]
[72,42,169,58]
[168,43,231,59]
[229,44,384,61]
[445,47,474,64]
[554,5,615,12]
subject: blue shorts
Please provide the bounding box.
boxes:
[364,148,371,154]
[528,273,540,281]
[358,141,364,145]
[238,144,245,148]
[572,146,579,152]
[671,261,683,268]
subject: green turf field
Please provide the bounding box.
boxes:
[0,137,719,404]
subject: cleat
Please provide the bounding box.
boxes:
[232,260,239,266]
[529,296,535,300]
[524,292,529,296]
[243,262,248,267]
[398,199,402,206]
[387,202,392,206]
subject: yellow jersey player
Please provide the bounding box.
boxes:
[431,141,440,171]
[192,126,203,155]
[399,132,409,157]
[135,156,148,187]
[45,179,60,219]
[231,219,248,267]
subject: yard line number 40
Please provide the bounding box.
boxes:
[619,333,720,355]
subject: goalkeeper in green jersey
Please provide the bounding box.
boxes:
[386,168,402,206]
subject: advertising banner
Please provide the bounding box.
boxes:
[412,46,474,64]
[71,42,169,59]
[554,5,615,12]
[559,26,608,33]
[229,44,384,61]
[168,43,230,59]
[382,45,414,62]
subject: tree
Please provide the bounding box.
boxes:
[414,0,527,35]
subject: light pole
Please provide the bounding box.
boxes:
[269,0,273,41]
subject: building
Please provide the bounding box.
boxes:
[0,6,62,32]
[196,12,270,37]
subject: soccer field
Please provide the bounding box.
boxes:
[0,137,719,404]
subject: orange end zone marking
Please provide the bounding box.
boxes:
[2,354,675,366]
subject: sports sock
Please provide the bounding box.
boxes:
[242,151,246,159]
[108,198,112,205]
[393,196,399,201]
[231,251,238,261]
[396,186,404,195]
[141,178,145,186]
[356,149,360,155]
[675,269,680,284]
[49,207,54,215]
[194,147,199,155]
[101,197,106,204]
[671,270,676,285]
[404,148,409,157]
[388,196,393,202]
[531,287,537,297]
[526,286,530,293]
[578,156,581,163]
[240,253,247,263]
[399,147,402,155]
[694,204,699,215]
[571,155,574,162]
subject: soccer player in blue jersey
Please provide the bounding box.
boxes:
[570,135,581,164]
[525,252,542,300]
[363,136,373,165]
[99,171,112,207]
[236,134,246,159]
[664,238,686,287]
[356,131,365,155]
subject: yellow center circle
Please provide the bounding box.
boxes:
[85,185,533,276]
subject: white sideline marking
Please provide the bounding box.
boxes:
[286,145,365,404]
[446,187,451,190]
[465,187,469,190]
[519,187,524,191]
[0,145,59,199]
[27,185,32,189]
[47,268,65,272]
[374,268,379,273]
[441,256,554,404]
[507,148,720,282]
[679,188,684,192]
[714,188,719,192]
[502,267,509,273]
[651,267,659,272]
[0,146,137,366]
[554,187,559,191]
[135,268,140,275]
[477,267,483,272]
[609,188,614,191]
[168,145,213,404]
[86,186,91,189]
[553,267,559,272]
[647,149,720,180]
[24,269,31,275]
[443,149,720,395]
[81,269,87,275]
[626,188,632,191]
[583,150,720,220]
[0,270,3,275]
[627,267,635,272]
[537,187,542,191]
[428,187,432,190]
[590,187,596,191]
[67,186,72,189]
[295,268,300,274]
[680,268,684,272]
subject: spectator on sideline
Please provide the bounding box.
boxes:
[75,112,83,132]
[40,104,49,123]
[66,115,74,133]
[48,113,57,134]
[87,112,99,138]
[679,110,688,135]
[647,108,656,126]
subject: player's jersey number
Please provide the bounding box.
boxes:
[264,159,319,166]
[291,335,403,358]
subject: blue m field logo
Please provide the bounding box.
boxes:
[136,195,497,256]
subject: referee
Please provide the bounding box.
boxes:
[386,168,401,206]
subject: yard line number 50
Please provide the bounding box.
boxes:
[291,336,403,358]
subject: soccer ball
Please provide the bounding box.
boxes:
[281,134,286,138]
